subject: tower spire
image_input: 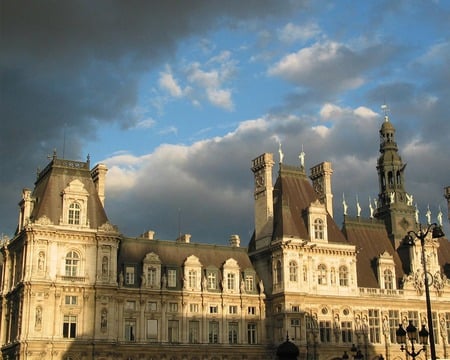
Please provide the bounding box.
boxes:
[374,106,416,248]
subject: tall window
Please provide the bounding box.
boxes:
[63,315,77,338]
[289,261,298,282]
[65,251,79,277]
[147,267,157,286]
[445,312,450,344]
[388,310,400,343]
[227,273,235,290]
[247,323,257,344]
[317,264,327,285]
[189,320,200,343]
[245,275,254,291]
[384,269,393,289]
[209,321,219,343]
[314,218,324,240]
[303,265,308,282]
[125,319,136,341]
[339,266,349,286]
[368,309,380,343]
[341,321,352,343]
[319,321,331,342]
[167,269,177,287]
[229,322,238,344]
[274,260,282,284]
[208,271,217,289]
[168,320,179,343]
[125,266,135,285]
[188,269,197,288]
[68,202,81,225]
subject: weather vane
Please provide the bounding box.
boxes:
[381,104,390,121]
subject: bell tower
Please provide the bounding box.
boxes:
[374,107,416,248]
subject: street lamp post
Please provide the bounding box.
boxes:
[396,321,429,359]
[405,223,445,360]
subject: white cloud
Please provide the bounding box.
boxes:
[134,118,156,129]
[159,66,183,97]
[278,22,321,44]
[158,126,178,136]
[206,88,234,110]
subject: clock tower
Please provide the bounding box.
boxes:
[251,153,275,250]
[374,111,416,248]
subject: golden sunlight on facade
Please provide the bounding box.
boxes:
[1,116,449,360]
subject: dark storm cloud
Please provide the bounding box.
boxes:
[0,0,303,236]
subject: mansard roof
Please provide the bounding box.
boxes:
[271,164,348,244]
[29,155,108,229]
[342,217,405,288]
[118,236,255,271]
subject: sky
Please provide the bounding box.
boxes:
[1,0,449,244]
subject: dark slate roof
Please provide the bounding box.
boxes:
[343,217,450,288]
[438,237,450,279]
[272,164,349,244]
[342,217,403,288]
[29,157,108,229]
[118,236,255,272]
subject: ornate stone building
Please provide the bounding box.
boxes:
[0,115,449,360]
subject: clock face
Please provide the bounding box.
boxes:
[255,174,264,187]
[314,179,323,194]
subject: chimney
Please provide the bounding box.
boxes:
[176,234,191,243]
[141,230,155,240]
[91,163,108,207]
[229,234,240,247]
[310,162,334,218]
[251,153,274,249]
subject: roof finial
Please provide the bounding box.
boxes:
[381,103,390,122]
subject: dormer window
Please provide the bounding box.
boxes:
[314,219,324,240]
[61,179,89,227]
[383,269,393,290]
[222,258,240,294]
[377,251,396,290]
[307,200,328,242]
[142,252,162,289]
[68,202,81,225]
[184,255,203,291]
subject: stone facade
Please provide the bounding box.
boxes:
[0,117,449,360]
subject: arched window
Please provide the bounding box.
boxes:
[68,202,81,225]
[388,171,394,186]
[384,269,393,289]
[65,251,79,277]
[317,264,327,285]
[274,260,282,285]
[289,261,298,282]
[339,266,349,286]
[314,218,324,240]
